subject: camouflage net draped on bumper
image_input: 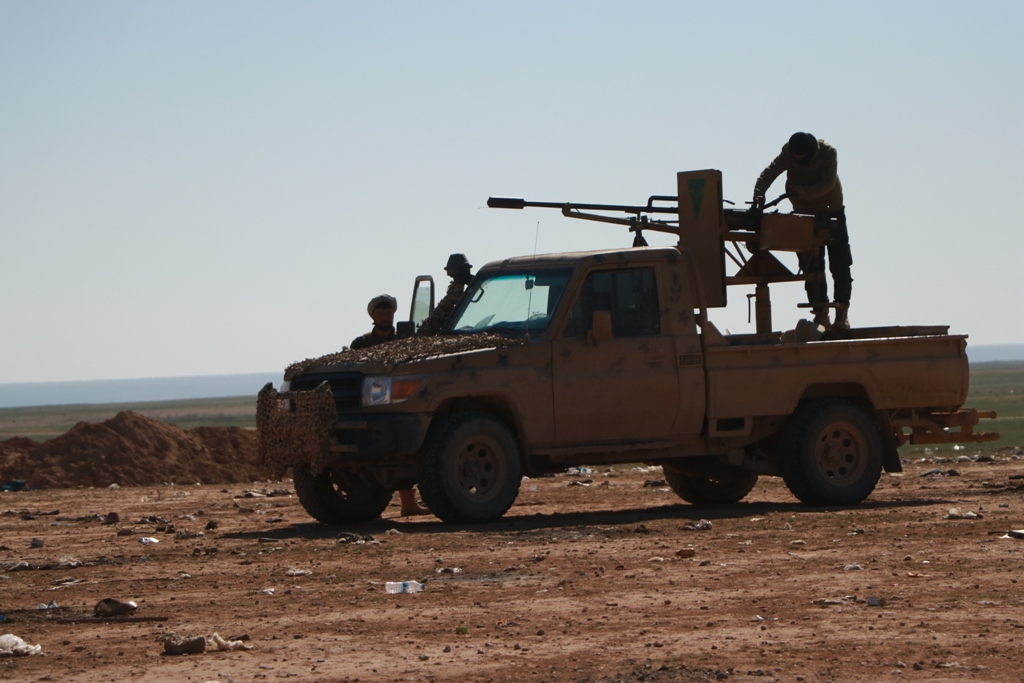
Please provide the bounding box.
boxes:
[283,332,526,381]
[256,382,337,479]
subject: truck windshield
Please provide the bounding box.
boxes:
[446,268,573,336]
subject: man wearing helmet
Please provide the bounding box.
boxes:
[349,294,430,516]
[350,294,399,349]
[753,132,853,330]
[417,253,474,337]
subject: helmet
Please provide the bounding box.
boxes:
[367,294,397,316]
[444,253,474,285]
[788,132,818,159]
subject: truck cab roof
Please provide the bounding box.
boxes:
[478,246,680,272]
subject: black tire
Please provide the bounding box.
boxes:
[780,399,883,505]
[664,466,758,505]
[292,465,393,524]
[417,413,522,523]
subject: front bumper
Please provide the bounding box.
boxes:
[256,383,429,479]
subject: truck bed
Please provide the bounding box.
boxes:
[704,332,969,422]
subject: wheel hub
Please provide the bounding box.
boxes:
[814,421,868,484]
[454,437,500,499]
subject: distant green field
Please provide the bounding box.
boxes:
[0,395,257,442]
[1,361,1021,450]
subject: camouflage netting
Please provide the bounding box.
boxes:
[256,382,337,479]
[283,332,526,381]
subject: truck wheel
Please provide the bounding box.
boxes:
[664,466,758,505]
[292,465,393,524]
[780,399,883,506]
[417,413,522,523]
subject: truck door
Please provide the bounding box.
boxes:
[551,267,679,443]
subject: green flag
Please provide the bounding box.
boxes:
[688,178,705,220]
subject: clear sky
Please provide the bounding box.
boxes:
[1,1,1021,383]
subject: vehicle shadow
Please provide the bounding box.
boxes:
[220,497,951,541]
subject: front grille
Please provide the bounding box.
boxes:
[289,371,363,411]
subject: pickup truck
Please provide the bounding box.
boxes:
[257,170,997,524]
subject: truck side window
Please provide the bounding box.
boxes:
[563,268,660,338]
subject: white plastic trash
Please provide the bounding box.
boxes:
[0,634,42,657]
[385,581,425,594]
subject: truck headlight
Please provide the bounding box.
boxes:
[362,376,425,406]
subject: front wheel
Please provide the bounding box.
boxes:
[417,413,522,523]
[293,466,393,524]
[780,399,883,505]
[664,466,758,505]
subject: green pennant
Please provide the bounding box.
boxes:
[688,178,705,220]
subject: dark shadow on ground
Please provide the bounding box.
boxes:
[220,497,950,541]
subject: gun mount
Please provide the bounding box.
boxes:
[488,170,838,336]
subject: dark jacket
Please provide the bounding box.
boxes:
[350,327,395,349]
[754,139,844,213]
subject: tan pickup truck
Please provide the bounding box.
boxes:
[258,170,997,524]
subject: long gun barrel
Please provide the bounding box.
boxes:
[487,196,679,214]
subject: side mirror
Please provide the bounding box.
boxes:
[409,276,435,329]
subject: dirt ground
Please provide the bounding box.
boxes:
[2,453,1024,683]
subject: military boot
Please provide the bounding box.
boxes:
[833,303,851,330]
[812,307,832,331]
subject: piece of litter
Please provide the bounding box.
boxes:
[211,632,254,651]
[162,634,206,655]
[94,598,138,617]
[0,633,42,657]
[385,581,424,594]
[285,568,312,577]
[139,537,159,545]
[944,507,981,520]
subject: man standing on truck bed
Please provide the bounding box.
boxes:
[350,294,430,517]
[753,132,853,330]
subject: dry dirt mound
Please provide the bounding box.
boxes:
[0,436,41,476]
[0,411,262,489]
[0,436,40,461]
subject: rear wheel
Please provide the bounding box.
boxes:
[780,399,882,505]
[664,466,758,504]
[293,465,393,524]
[417,413,522,523]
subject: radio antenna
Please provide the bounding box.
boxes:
[525,220,540,336]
